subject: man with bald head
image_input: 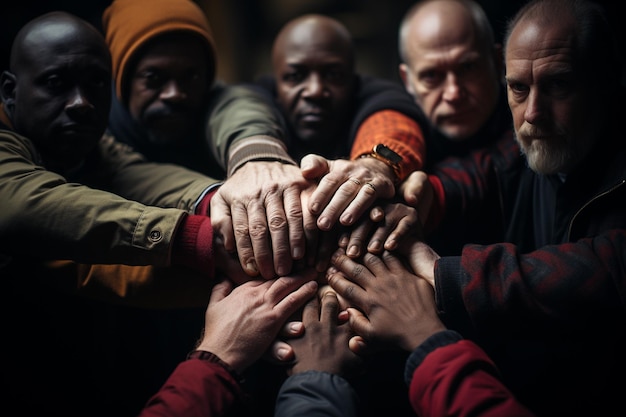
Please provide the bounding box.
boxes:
[398,0,507,161]
[0,11,251,415]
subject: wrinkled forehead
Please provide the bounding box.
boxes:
[506,17,577,64]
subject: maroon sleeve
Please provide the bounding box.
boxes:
[139,358,243,417]
[409,339,535,417]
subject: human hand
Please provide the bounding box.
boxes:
[396,237,439,288]
[328,248,446,353]
[195,274,318,374]
[338,201,422,258]
[300,154,395,231]
[210,161,312,279]
[399,170,433,226]
[287,286,363,378]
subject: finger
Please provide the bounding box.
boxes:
[245,199,275,279]
[319,290,339,324]
[264,340,295,363]
[272,279,319,318]
[210,195,236,253]
[231,201,258,276]
[369,206,385,222]
[316,177,362,230]
[338,181,378,226]
[283,185,306,261]
[348,335,370,356]
[346,219,375,258]
[300,153,330,180]
[347,307,374,344]
[330,248,375,287]
[208,279,233,303]
[264,190,293,277]
[383,213,419,251]
[327,270,367,307]
[278,321,304,338]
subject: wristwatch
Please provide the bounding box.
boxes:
[360,144,402,184]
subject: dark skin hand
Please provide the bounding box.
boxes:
[287,287,363,378]
[328,247,445,354]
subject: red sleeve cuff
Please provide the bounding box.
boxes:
[425,175,446,234]
[172,214,215,277]
[196,189,219,216]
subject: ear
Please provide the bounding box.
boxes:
[398,63,415,95]
[0,71,17,115]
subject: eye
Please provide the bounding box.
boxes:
[324,69,347,83]
[282,70,305,83]
[419,70,443,88]
[544,78,572,98]
[139,70,165,88]
[45,74,66,92]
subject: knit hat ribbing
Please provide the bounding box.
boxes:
[102,0,217,102]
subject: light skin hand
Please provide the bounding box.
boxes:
[399,170,433,227]
[195,275,318,374]
[396,237,439,288]
[210,161,311,279]
[328,248,446,353]
[300,154,396,231]
[287,287,362,378]
[339,201,422,258]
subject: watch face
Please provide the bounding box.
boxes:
[374,144,402,165]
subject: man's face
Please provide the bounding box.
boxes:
[273,31,356,144]
[126,34,210,146]
[8,26,111,171]
[505,18,598,175]
[399,7,501,141]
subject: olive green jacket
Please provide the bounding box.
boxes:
[0,129,219,267]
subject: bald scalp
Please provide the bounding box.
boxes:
[271,14,355,72]
[10,11,110,72]
[398,0,494,64]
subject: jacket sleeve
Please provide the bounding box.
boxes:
[205,82,295,177]
[275,371,361,417]
[92,134,221,213]
[435,229,626,334]
[349,76,430,182]
[139,358,243,417]
[406,330,536,417]
[0,129,186,265]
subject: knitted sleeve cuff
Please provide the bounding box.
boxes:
[187,350,245,385]
[227,135,297,177]
[350,110,426,182]
[171,214,215,276]
[404,330,464,385]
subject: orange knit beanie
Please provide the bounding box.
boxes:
[102,0,217,102]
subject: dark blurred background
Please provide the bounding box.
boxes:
[2,0,624,86]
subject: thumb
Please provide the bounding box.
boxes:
[300,154,331,180]
[208,279,234,303]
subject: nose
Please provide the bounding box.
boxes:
[65,86,94,116]
[302,73,326,99]
[160,80,186,102]
[523,89,545,124]
[442,72,463,102]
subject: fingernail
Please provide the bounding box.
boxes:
[311,203,320,213]
[318,217,330,230]
[246,262,258,274]
[347,245,359,257]
[292,246,303,259]
[277,347,290,361]
[289,322,303,333]
[368,240,381,252]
